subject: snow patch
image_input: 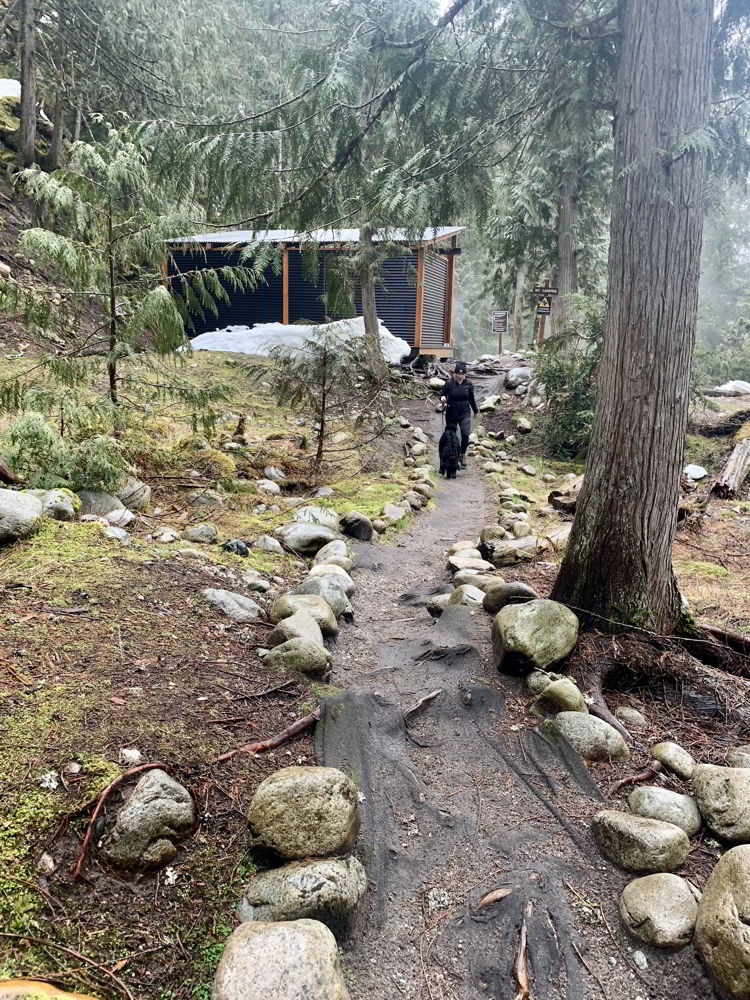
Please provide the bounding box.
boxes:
[0,79,21,99]
[188,316,410,365]
[713,380,750,396]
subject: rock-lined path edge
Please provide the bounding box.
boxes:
[318,395,716,1000]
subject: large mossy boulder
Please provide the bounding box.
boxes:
[0,489,43,543]
[492,599,579,672]
[620,873,699,948]
[592,810,690,873]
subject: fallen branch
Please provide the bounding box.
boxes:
[215,707,320,763]
[0,932,135,1000]
[73,762,166,879]
[404,689,443,724]
[513,901,533,1000]
[608,760,662,797]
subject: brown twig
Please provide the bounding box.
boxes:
[73,762,167,879]
[230,679,298,702]
[572,940,608,997]
[608,760,662,797]
[215,707,320,763]
[0,932,135,1000]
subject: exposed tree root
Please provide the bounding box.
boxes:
[215,706,320,763]
[572,632,750,734]
[608,760,662,798]
[513,901,533,1000]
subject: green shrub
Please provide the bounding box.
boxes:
[2,411,127,490]
[535,296,604,457]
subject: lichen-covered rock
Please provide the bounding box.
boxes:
[248,766,359,859]
[267,611,324,649]
[276,522,339,556]
[238,857,367,937]
[628,786,702,837]
[113,475,151,511]
[482,581,539,615]
[253,534,284,554]
[262,638,331,676]
[0,490,43,544]
[651,741,696,780]
[183,523,218,544]
[620,874,699,948]
[31,488,78,521]
[615,706,648,731]
[727,746,750,768]
[692,764,750,843]
[484,535,550,565]
[188,488,224,508]
[591,810,690,873]
[537,678,587,714]
[695,845,750,999]
[312,540,352,570]
[293,505,341,530]
[270,594,339,636]
[492,599,579,671]
[202,588,262,623]
[426,593,452,618]
[448,584,485,607]
[213,920,350,1000]
[306,563,355,595]
[550,712,628,761]
[448,554,495,573]
[102,769,194,870]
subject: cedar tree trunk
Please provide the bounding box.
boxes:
[551,168,579,335]
[358,224,384,370]
[552,0,713,633]
[512,263,526,349]
[19,0,36,167]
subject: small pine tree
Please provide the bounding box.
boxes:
[0,128,264,436]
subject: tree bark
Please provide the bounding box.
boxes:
[358,224,384,370]
[550,168,579,336]
[712,438,750,499]
[107,203,118,406]
[45,91,65,171]
[552,0,714,633]
[18,0,36,168]
[512,263,526,349]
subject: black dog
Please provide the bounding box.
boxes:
[439,422,461,478]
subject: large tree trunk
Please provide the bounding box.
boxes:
[358,224,384,370]
[18,0,36,168]
[512,263,526,349]
[550,168,579,336]
[552,0,713,633]
[45,91,65,171]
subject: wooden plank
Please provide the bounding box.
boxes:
[414,247,425,349]
[443,236,456,346]
[282,244,289,324]
[421,347,454,358]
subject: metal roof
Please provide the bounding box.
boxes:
[167,226,464,246]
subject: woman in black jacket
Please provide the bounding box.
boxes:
[440,361,478,467]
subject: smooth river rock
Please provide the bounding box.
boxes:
[290,577,353,619]
[267,611,324,650]
[213,919,350,1000]
[628,786,702,837]
[692,764,750,843]
[695,845,750,1000]
[620,873,699,948]
[270,594,339,636]
[651,741,696,780]
[262,638,331,676]
[275,522,339,556]
[482,581,539,615]
[202,588,261,623]
[0,489,43,544]
[550,712,628,761]
[248,766,360,860]
[492,599,579,671]
[592,810,690,873]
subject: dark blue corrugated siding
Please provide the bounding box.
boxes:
[353,254,417,346]
[287,248,326,323]
[421,251,447,347]
[168,248,282,336]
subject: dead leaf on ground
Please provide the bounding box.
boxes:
[478,886,513,908]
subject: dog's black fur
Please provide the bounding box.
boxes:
[439,422,461,478]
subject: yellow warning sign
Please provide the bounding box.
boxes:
[536,296,552,315]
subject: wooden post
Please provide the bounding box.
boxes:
[538,278,551,345]
[282,244,289,324]
[497,317,503,355]
[414,247,425,350]
[443,236,456,347]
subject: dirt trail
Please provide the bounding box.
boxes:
[318,392,715,1000]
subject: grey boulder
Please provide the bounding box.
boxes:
[727,746,750,768]
[692,764,750,843]
[113,475,151,511]
[270,594,339,636]
[275,522,339,556]
[620,873,699,948]
[290,577,353,620]
[239,857,366,938]
[483,581,539,615]
[537,678,587,714]
[306,563,355,595]
[213,919,350,1000]
[0,489,43,543]
[492,599,579,671]
[77,489,124,517]
[248,766,359,859]
[448,584,485,607]
[484,535,550,566]
[695,845,750,1000]
[31,488,77,521]
[188,488,224,508]
[592,810,690,873]
[550,712,628,761]
[183,523,218,544]
[202,588,262,622]
[312,539,353,571]
[628,786,702,837]
[339,510,373,541]
[615,706,648,731]
[263,638,331,676]
[253,534,283,554]
[426,593,452,618]
[267,611,324,649]
[293,505,341,531]
[102,769,194,870]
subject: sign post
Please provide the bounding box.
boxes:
[492,311,509,354]
[534,281,558,344]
